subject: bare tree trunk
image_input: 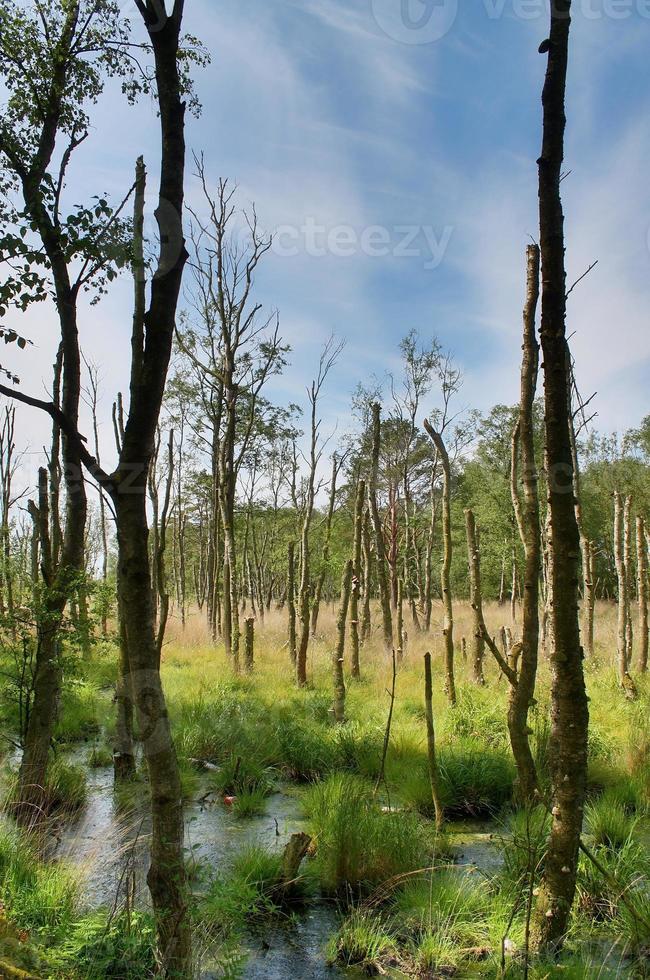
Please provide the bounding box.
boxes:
[424,652,444,831]
[332,560,352,723]
[396,578,404,665]
[287,541,296,667]
[465,509,485,686]
[388,483,399,610]
[368,403,393,649]
[614,492,636,697]
[15,469,58,824]
[361,508,372,643]
[244,616,254,674]
[508,243,542,804]
[568,393,594,659]
[311,455,339,636]
[623,495,634,667]
[637,516,648,673]
[350,479,365,679]
[423,460,439,631]
[423,421,456,706]
[531,0,590,951]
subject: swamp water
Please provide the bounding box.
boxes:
[50,764,503,978]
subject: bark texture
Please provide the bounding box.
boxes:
[637,516,648,673]
[368,403,393,650]
[464,509,485,686]
[424,652,444,831]
[332,560,352,723]
[349,479,365,679]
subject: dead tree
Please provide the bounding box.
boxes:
[311,454,342,636]
[368,403,393,650]
[464,509,485,686]
[83,361,110,635]
[623,495,634,667]
[637,515,648,673]
[332,560,352,723]
[244,617,254,674]
[349,478,365,678]
[424,652,444,831]
[361,508,373,643]
[287,541,296,666]
[568,380,595,658]
[396,578,405,665]
[296,338,343,685]
[614,492,636,697]
[508,243,542,803]
[423,420,456,706]
[531,0,591,951]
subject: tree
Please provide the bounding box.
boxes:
[531,0,590,951]
[423,419,456,705]
[0,0,132,821]
[179,166,288,669]
[508,243,541,803]
[1,2,204,971]
[296,337,343,685]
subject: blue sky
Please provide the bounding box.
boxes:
[8,0,650,477]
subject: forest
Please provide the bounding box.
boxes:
[0,1,648,978]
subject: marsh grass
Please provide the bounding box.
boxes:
[303,773,428,893]
[201,844,312,938]
[1,600,648,977]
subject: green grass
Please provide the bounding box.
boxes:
[50,909,156,979]
[585,795,639,850]
[201,844,310,937]
[55,679,106,743]
[328,907,396,972]
[87,743,113,768]
[0,824,79,939]
[303,773,428,894]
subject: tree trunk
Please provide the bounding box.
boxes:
[464,509,485,686]
[311,455,339,636]
[287,541,297,666]
[508,243,542,804]
[15,469,59,824]
[623,495,634,667]
[531,0,590,951]
[244,616,254,674]
[361,508,372,643]
[333,560,352,723]
[637,516,648,673]
[396,578,404,665]
[350,479,365,679]
[423,422,456,706]
[368,403,393,650]
[116,491,189,975]
[424,652,444,831]
[614,492,636,696]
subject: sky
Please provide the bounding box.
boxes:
[4,0,650,491]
